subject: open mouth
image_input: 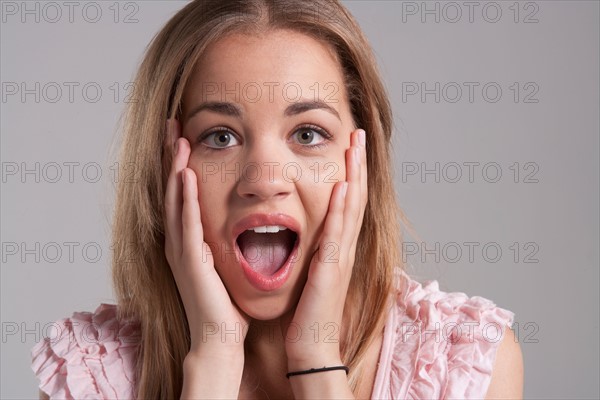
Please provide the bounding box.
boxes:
[236,225,298,276]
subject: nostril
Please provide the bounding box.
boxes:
[236,174,294,200]
[239,191,290,200]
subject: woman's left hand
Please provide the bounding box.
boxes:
[283,128,367,396]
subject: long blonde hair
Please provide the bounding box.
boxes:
[111,0,406,397]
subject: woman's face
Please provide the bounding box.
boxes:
[181,29,357,320]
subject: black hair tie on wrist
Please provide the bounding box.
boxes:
[286,365,349,379]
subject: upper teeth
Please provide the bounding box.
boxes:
[248,225,288,233]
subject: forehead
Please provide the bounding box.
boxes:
[183,29,348,110]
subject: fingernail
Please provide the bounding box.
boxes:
[354,147,360,164]
[341,182,348,198]
[174,138,179,155]
[358,129,366,147]
[181,169,186,185]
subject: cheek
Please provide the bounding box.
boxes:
[299,154,346,223]
[308,153,347,185]
[298,146,347,184]
[188,164,228,244]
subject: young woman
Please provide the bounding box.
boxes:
[32,1,523,398]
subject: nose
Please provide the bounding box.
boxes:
[236,139,295,201]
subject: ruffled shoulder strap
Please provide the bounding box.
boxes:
[372,270,515,399]
[31,304,141,399]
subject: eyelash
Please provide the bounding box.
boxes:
[197,126,237,150]
[197,124,333,151]
[293,124,333,149]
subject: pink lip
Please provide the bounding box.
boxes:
[232,213,301,292]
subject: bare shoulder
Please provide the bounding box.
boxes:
[485,326,524,399]
[39,390,49,400]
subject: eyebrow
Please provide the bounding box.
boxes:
[186,99,341,122]
[284,100,341,121]
[187,102,242,121]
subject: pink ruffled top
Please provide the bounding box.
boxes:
[31,304,140,399]
[371,271,515,399]
[31,272,514,399]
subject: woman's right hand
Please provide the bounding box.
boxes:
[163,119,248,397]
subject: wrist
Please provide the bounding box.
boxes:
[284,323,343,368]
[185,347,244,369]
[286,344,343,372]
[189,332,246,357]
[182,350,244,399]
[286,364,353,399]
[287,365,349,379]
[287,356,344,374]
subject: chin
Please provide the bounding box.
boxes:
[242,302,291,322]
[223,266,309,323]
[234,290,299,321]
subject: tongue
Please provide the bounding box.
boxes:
[237,230,296,276]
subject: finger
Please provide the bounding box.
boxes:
[357,129,368,212]
[341,131,362,245]
[181,167,205,264]
[164,121,188,256]
[316,181,347,268]
[356,129,368,235]
[179,166,223,304]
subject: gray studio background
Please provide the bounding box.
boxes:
[1,1,598,398]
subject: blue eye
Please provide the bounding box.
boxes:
[292,125,330,146]
[200,129,240,149]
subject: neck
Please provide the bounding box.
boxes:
[241,317,293,399]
